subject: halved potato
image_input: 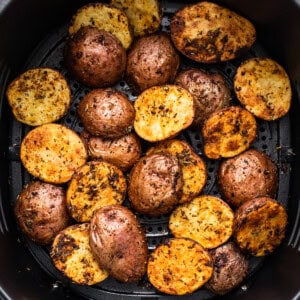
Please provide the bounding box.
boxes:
[147,238,213,295]
[68,3,133,49]
[51,223,109,285]
[20,123,87,184]
[170,1,256,63]
[202,106,257,159]
[234,57,292,120]
[6,67,71,126]
[147,139,207,203]
[133,85,195,142]
[234,197,288,256]
[169,195,234,249]
[66,160,127,222]
[110,0,161,37]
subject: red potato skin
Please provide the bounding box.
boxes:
[64,26,126,88]
[89,205,148,283]
[15,181,70,245]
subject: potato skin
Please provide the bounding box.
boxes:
[64,26,126,88]
[89,204,148,283]
[175,68,231,128]
[128,153,183,216]
[205,242,249,295]
[218,149,278,207]
[126,33,180,94]
[15,181,70,245]
[80,130,142,171]
[77,88,135,138]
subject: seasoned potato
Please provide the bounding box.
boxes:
[218,149,278,207]
[205,242,249,295]
[170,1,256,63]
[68,3,133,49]
[234,57,292,120]
[64,27,126,88]
[15,181,70,245]
[128,153,183,216]
[66,161,127,222]
[202,106,257,159]
[51,223,109,285]
[80,130,142,172]
[111,0,161,37]
[169,195,234,249]
[134,85,195,142]
[234,197,288,256]
[77,88,135,138]
[125,33,180,94]
[6,67,71,126]
[20,123,87,184]
[174,68,231,128]
[89,205,148,283]
[146,139,207,204]
[147,238,213,295]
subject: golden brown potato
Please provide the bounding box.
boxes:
[64,27,126,88]
[133,85,195,142]
[80,130,142,172]
[169,195,234,249]
[174,68,231,128]
[126,33,180,94]
[51,223,109,285]
[6,67,71,126]
[20,123,87,184]
[170,1,256,63]
[205,242,249,295]
[15,181,70,245]
[202,106,257,159]
[218,149,278,207]
[66,161,127,222]
[89,204,148,283]
[77,88,135,138]
[234,197,288,256]
[234,57,292,120]
[147,238,213,295]
[146,139,207,204]
[68,3,133,49]
[128,153,183,217]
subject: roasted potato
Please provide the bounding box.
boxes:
[77,88,135,138]
[170,1,256,63]
[20,123,87,184]
[125,33,180,95]
[202,106,257,159]
[66,161,127,223]
[128,153,183,217]
[234,57,292,120]
[51,223,109,285]
[169,195,234,249]
[68,3,133,49]
[80,130,142,172]
[111,0,161,37]
[15,181,70,245]
[64,27,126,88]
[6,67,71,126]
[205,241,249,295]
[133,85,195,142]
[146,139,207,204]
[147,238,213,295]
[218,149,278,207]
[174,68,231,128]
[234,197,288,256]
[89,204,148,283]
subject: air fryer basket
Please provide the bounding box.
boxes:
[1,1,300,300]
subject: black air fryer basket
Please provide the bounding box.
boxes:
[1,1,300,299]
